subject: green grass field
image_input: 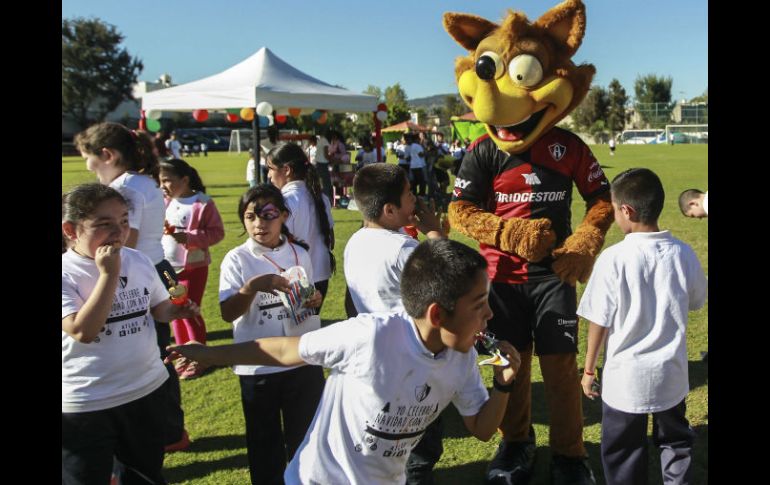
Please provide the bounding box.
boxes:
[62,143,707,484]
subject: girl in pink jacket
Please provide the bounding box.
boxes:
[159,159,225,378]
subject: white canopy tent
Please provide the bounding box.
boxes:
[141,47,378,113]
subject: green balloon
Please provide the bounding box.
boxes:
[146,119,161,132]
[226,108,240,114]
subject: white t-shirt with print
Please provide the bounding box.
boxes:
[62,247,169,413]
[284,311,489,485]
[161,194,197,272]
[282,180,334,283]
[219,237,320,376]
[343,227,419,313]
[577,231,707,413]
[109,172,166,264]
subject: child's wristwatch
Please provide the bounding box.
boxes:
[493,377,515,393]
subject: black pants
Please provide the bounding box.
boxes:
[154,260,185,445]
[314,279,329,316]
[239,366,325,485]
[601,399,695,485]
[405,416,444,485]
[411,168,427,196]
[62,384,167,485]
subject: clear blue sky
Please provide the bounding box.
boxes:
[62,0,707,102]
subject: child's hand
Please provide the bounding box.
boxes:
[95,243,122,276]
[163,220,175,235]
[171,232,188,244]
[303,290,323,309]
[245,274,291,295]
[492,340,521,385]
[410,198,443,237]
[174,300,201,320]
[581,372,600,400]
[164,340,211,368]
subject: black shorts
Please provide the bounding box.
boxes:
[487,277,578,355]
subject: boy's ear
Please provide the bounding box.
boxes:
[62,221,78,241]
[427,302,444,329]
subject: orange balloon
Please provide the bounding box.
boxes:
[240,107,255,121]
[318,112,328,124]
[288,107,302,118]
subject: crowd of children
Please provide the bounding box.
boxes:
[63,122,707,485]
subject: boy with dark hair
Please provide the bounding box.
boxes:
[345,165,443,313]
[678,189,708,218]
[345,163,444,483]
[167,239,521,485]
[578,168,707,485]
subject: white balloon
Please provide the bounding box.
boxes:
[267,115,274,126]
[256,101,274,117]
[376,110,388,122]
[348,113,359,123]
[146,109,162,120]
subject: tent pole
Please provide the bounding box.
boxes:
[373,112,383,162]
[252,107,261,183]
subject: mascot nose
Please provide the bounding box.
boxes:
[476,55,498,81]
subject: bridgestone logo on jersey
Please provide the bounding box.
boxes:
[495,191,567,203]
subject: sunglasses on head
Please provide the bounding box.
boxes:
[254,203,282,221]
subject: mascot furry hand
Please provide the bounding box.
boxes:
[444,0,613,286]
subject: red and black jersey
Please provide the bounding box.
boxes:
[452,128,610,284]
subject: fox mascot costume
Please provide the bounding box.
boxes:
[444,1,611,483]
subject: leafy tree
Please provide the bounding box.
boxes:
[690,88,708,104]
[571,86,609,133]
[384,83,411,126]
[62,17,143,128]
[606,79,628,136]
[444,94,465,117]
[633,74,673,127]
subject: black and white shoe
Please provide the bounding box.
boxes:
[485,440,537,485]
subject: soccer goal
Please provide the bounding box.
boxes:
[228,129,255,155]
[664,124,708,144]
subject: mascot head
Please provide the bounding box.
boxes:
[443,0,594,154]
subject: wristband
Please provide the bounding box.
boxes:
[493,377,515,393]
[584,370,595,376]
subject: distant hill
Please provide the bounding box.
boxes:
[408,93,460,110]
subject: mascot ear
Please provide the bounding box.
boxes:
[443,12,499,51]
[533,0,587,58]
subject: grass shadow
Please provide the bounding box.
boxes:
[433,460,488,484]
[688,358,708,391]
[164,452,248,483]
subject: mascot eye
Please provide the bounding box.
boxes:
[475,51,504,81]
[508,55,543,87]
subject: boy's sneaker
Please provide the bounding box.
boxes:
[164,430,191,453]
[550,455,596,485]
[485,440,536,484]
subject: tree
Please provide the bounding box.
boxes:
[690,88,708,104]
[444,94,465,117]
[384,83,411,126]
[571,86,609,133]
[606,79,628,136]
[633,74,673,127]
[62,17,143,128]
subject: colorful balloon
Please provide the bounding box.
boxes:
[146,109,162,120]
[275,114,287,124]
[258,115,269,128]
[226,113,239,123]
[288,108,302,118]
[376,110,388,122]
[256,101,274,117]
[192,109,209,122]
[377,103,387,112]
[318,112,328,124]
[146,118,161,132]
[311,110,322,121]
[240,107,255,121]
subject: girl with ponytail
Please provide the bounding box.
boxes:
[265,143,336,312]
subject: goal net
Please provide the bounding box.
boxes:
[664,124,708,144]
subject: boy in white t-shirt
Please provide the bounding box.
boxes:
[167,239,522,485]
[344,162,445,484]
[578,168,707,485]
[344,163,443,314]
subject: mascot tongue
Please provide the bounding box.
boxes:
[496,126,524,141]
